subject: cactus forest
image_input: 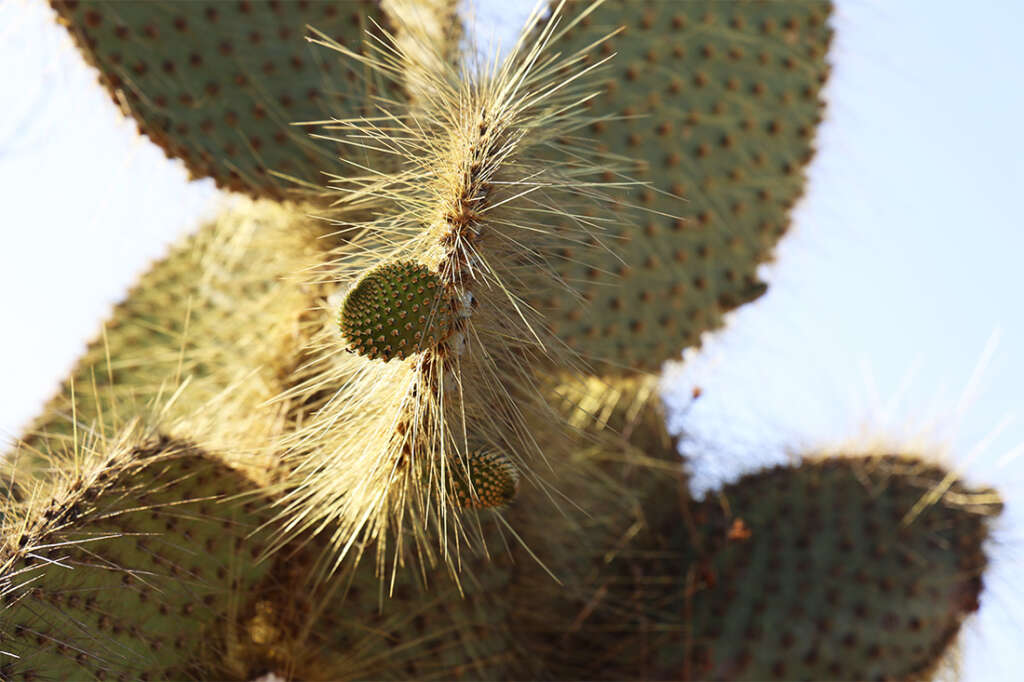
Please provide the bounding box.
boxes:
[0,1,1004,680]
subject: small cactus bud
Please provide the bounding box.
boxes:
[451,449,519,509]
[338,261,454,362]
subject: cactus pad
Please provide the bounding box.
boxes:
[673,455,1002,681]
[50,0,399,198]
[339,260,454,362]
[534,0,832,372]
[19,202,332,475]
[451,449,520,509]
[0,436,276,680]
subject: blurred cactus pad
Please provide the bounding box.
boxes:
[0,1,1004,680]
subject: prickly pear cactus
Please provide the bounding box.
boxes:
[2,1,1006,681]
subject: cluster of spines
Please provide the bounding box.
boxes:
[338,260,454,362]
[274,1,623,569]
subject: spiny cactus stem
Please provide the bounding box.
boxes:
[433,109,496,307]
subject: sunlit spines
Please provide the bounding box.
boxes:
[15,200,336,483]
[269,2,630,574]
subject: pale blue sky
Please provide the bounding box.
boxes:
[1,0,1022,678]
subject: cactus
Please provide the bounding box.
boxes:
[2,0,1006,680]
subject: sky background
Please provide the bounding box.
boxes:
[1,0,1022,678]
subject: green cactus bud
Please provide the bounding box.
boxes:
[671,455,1003,681]
[0,434,276,680]
[338,260,454,362]
[49,0,402,198]
[450,449,519,509]
[531,0,833,372]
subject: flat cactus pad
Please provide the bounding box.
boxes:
[675,455,1002,681]
[51,0,400,197]
[533,0,832,372]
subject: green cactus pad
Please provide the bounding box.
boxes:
[0,437,276,680]
[533,0,832,372]
[451,449,520,509]
[671,455,1002,681]
[339,260,454,362]
[50,0,400,198]
[16,202,332,475]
